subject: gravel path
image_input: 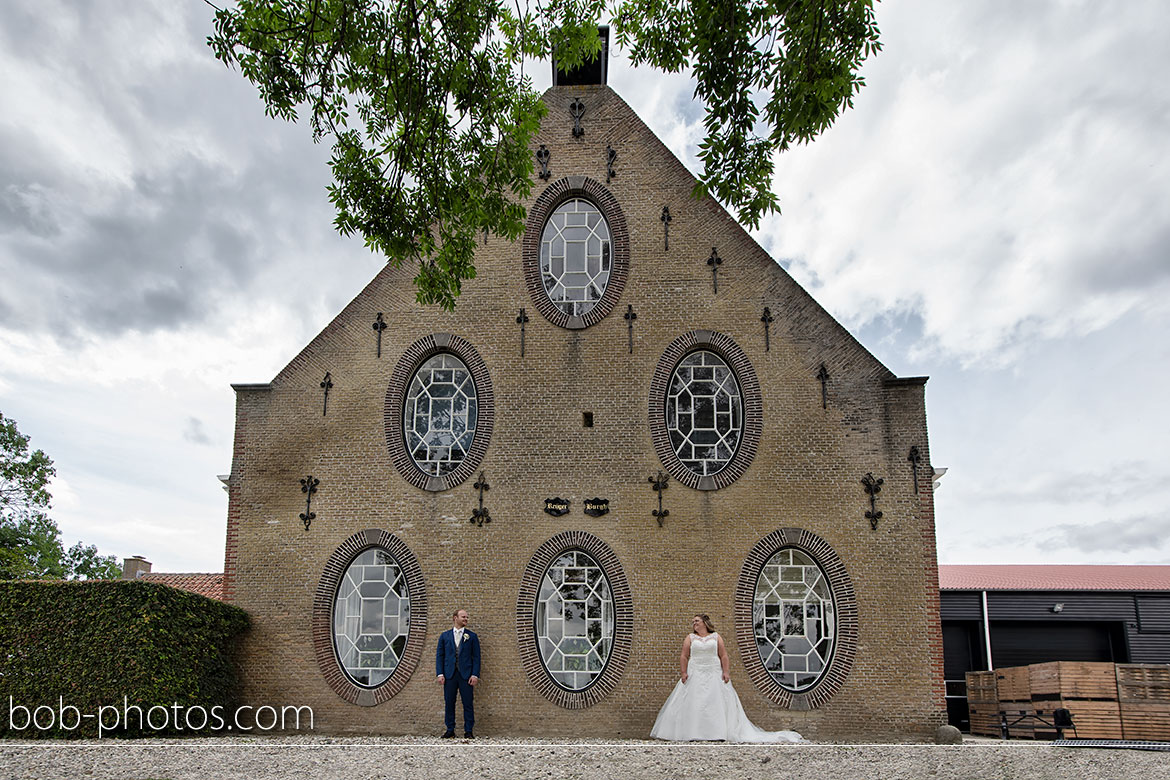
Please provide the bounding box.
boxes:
[2,737,1167,780]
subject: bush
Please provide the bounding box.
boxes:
[0,579,248,738]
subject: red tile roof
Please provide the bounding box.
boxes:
[140,572,225,601]
[939,564,1170,592]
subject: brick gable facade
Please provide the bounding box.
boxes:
[224,85,945,740]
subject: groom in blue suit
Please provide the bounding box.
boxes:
[436,608,480,738]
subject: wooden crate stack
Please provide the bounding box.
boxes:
[1117,664,1170,741]
[1028,662,1122,740]
[967,663,1170,740]
[995,666,1035,738]
[965,671,1000,737]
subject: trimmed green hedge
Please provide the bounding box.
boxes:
[0,580,248,738]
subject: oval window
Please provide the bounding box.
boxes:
[540,199,612,317]
[753,548,836,692]
[666,350,743,477]
[333,547,410,688]
[535,549,615,691]
[404,353,478,476]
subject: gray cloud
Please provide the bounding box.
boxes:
[972,462,1170,509]
[0,1,350,339]
[0,150,262,335]
[755,0,1170,367]
[1040,515,1170,556]
[183,416,212,446]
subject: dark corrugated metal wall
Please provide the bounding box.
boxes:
[940,590,1170,665]
[939,590,1170,730]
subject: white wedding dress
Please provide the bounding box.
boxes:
[650,633,803,742]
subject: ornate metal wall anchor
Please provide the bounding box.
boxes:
[606,144,617,183]
[624,305,637,353]
[516,308,529,357]
[372,313,387,358]
[569,98,585,137]
[761,307,774,352]
[536,145,551,180]
[299,475,319,530]
[648,471,670,526]
[706,247,722,294]
[470,472,491,527]
[908,446,922,493]
[817,363,830,409]
[861,472,884,530]
[320,372,333,416]
[660,205,672,250]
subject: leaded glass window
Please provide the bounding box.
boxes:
[666,350,742,477]
[753,548,835,692]
[535,549,615,691]
[333,547,410,688]
[539,199,612,317]
[404,353,478,475]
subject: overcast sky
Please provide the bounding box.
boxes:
[2,1,1167,573]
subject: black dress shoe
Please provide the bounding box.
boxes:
[463,733,474,739]
[441,731,455,738]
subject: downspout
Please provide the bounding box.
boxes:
[982,590,994,670]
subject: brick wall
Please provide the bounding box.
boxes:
[225,86,946,740]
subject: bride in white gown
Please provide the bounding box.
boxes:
[650,615,803,743]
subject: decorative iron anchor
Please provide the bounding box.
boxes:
[470,472,491,527]
[624,305,637,354]
[299,475,319,530]
[372,313,387,358]
[606,144,617,183]
[660,206,672,251]
[320,372,333,416]
[536,145,551,181]
[649,470,670,526]
[761,307,774,352]
[706,247,722,294]
[862,472,884,530]
[569,98,585,138]
[516,308,529,357]
[908,446,922,494]
[817,363,830,410]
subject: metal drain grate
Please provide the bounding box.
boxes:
[1053,739,1170,752]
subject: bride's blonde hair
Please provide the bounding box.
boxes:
[693,614,716,634]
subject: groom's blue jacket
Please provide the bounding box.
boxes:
[436,629,481,679]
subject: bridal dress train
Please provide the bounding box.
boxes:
[650,633,803,743]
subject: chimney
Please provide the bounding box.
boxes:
[122,555,152,580]
[553,26,609,87]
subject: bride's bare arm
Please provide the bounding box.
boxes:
[680,634,692,682]
[716,634,731,683]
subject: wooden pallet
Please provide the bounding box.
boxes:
[967,702,1001,737]
[1117,664,1170,741]
[966,671,998,704]
[1030,661,1118,700]
[1117,664,1170,702]
[1120,701,1170,741]
[1033,699,1123,740]
[996,666,1031,701]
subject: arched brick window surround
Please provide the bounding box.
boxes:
[312,529,428,706]
[384,333,494,491]
[516,531,633,708]
[648,330,762,490]
[735,528,858,710]
[521,176,630,329]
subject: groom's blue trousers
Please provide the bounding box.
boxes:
[444,672,474,734]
